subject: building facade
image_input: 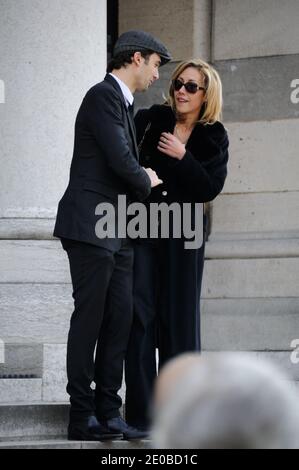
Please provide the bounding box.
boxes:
[0,0,298,442]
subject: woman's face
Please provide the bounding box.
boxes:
[173,66,206,117]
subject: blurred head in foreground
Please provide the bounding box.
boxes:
[152,352,299,449]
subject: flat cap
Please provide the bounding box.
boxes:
[113,30,171,66]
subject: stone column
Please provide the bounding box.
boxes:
[0,0,106,343]
[0,0,106,229]
[0,0,107,406]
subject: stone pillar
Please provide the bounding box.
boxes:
[0,1,106,343]
[0,0,106,226]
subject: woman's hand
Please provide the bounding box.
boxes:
[157,132,186,160]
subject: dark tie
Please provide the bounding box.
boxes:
[128,103,134,119]
[127,103,136,135]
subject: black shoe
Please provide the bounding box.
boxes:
[100,416,149,440]
[68,415,122,441]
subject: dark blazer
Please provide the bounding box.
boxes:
[53,74,151,250]
[135,104,229,205]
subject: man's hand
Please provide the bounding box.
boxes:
[143,167,163,188]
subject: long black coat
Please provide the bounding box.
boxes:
[135,103,229,353]
[125,104,229,428]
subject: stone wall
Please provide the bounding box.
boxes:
[119,0,299,358]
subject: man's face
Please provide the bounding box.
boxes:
[136,52,161,91]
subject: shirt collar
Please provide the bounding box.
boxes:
[109,73,134,107]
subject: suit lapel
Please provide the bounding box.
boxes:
[125,106,139,160]
[104,74,139,161]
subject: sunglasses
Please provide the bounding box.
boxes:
[173,78,205,94]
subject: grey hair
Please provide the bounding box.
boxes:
[152,352,299,449]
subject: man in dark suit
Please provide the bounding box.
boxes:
[53,31,171,441]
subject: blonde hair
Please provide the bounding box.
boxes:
[167,59,223,124]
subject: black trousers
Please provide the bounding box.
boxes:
[61,238,133,421]
[125,235,205,429]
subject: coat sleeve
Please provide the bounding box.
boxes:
[169,123,229,202]
[85,87,151,201]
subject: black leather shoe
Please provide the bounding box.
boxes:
[100,416,149,440]
[68,415,122,441]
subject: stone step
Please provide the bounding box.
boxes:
[0,373,297,440]
[0,387,297,446]
[0,401,132,442]
[212,191,299,236]
[0,342,298,408]
[201,298,299,350]
[202,258,299,299]
[3,343,297,405]
[0,402,69,439]
[0,240,68,284]
[41,342,126,403]
[42,345,299,394]
[43,343,299,397]
[0,284,71,342]
[205,238,299,259]
[223,120,299,193]
[201,351,299,382]
[0,437,151,449]
[0,340,124,404]
[1,239,299,290]
[0,378,42,403]
[1,240,299,352]
[1,293,299,353]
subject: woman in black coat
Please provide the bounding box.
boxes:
[125,59,229,430]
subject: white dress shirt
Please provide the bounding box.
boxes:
[109,73,134,108]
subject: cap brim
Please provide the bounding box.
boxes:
[159,55,172,66]
[113,46,171,66]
